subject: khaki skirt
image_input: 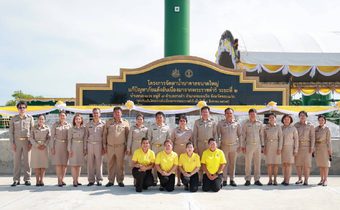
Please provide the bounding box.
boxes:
[31,145,49,169]
[281,145,295,164]
[315,144,331,168]
[52,140,69,166]
[295,147,312,167]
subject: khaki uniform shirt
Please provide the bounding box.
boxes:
[217,119,241,147]
[9,114,34,144]
[294,121,315,149]
[282,125,299,153]
[263,124,283,150]
[241,119,264,147]
[192,118,217,147]
[30,124,51,147]
[147,123,171,146]
[103,118,130,149]
[127,124,148,150]
[85,120,105,150]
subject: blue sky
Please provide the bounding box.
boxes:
[0,0,339,105]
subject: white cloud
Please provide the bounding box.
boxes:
[0,0,339,105]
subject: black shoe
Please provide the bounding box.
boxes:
[254,181,263,186]
[11,181,19,187]
[184,184,189,191]
[40,182,44,187]
[159,187,164,191]
[58,184,63,187]
[273,181,278,186]
[77,182,82,186]
[62,182,66,186]
[283,182,289,186]
[152,182,157,186]
[25,181,31,186]
[118,182,125,187]
[267,181,273,186]
[87,182,94,186]
[281,181,285,185]
[303,182,308,186]
[222,181,227,186]
[230,180,237,187]
[36,183,40,187]
[97,181,102,186]
[295,180,303,185]
[136,188,142,193]
[73,183,78,187]
[106,182,114,187]
[245,180,251,186]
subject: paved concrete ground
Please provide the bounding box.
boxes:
[0,176,340,210]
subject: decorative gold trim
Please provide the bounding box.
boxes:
[76,56,289,106]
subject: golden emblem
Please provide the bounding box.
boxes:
[185,69,193,78]
[171,68,180,78]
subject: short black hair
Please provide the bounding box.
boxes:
[208,138,216,144]
[59,110,67,116]
[298,111,308,117]
[92,107,101,113]
[281,114,293,124]
[113,106,123,112]
[136,113,144,120]
[186,141,193,147]
[224,107,234,113]
[268,112,276,118]
[16,101,27,109]
[141,137,149,144]
[248,108,257,114]
[163,139,173,146]
[201,106,210,112]
[155,111,165,118]
[318,115,327,122]
[179,115,187,123]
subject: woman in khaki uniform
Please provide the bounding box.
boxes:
[315,115,332,186]
[171,115,192,186]
[126,113,148,160]
[281,114,298,186]
[30,115,50,186]
[51,111,71,187]
[294,111,315,186]
[263,113,283,185]
[68,113,86,187]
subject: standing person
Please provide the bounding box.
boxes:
[315,115,332,186]
[281,114,299,186]
[30,114,50,186]
[263,113,283,185]
[155,139,178,192]
[217,107,241,187]
[294,111,315,186]
[126,113,148,164]
[51,110,71,187]
[9,101,34,186]
[148,111,171,185]
[241,108,264,186]
[85,108,105,186]
[68,114,86,187]
[192,106,217,184]
[103,106,130,187]
[178,142,200,192]
[201,138,226,192]
[131,137,155,192]
[171,115,192,186]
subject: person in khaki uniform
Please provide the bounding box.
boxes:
[217,107,241,187]
[281,114,299,186]
[30,114,50,186]
[241,108,264,186]
[51,111,71,187]
[171,115,192,186]
[126,113,148,165]
[192,106,217,184]
[315,115,332,186]
[103,106,130,187]
[9,101,34,186]
[85,108,105,186]
[263,113,283,186]
[294,111,315,186]
[148,111,171,185]
[68,114,86,187]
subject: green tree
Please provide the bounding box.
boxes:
[5,90,43,106]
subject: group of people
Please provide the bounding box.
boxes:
[9,101,333,193]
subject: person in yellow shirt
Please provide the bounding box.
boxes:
[178,142,200,192]
[155,139,178,192]
[131,137,155,192]
[201,138,226,192]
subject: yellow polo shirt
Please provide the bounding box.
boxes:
[132,148,155,166]
[201,148,226,174]
[179,153,201,173]
[155,151,178,173]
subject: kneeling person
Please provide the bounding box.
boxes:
[155,139,178,192]
[132,137,155,192]
[201,138,226,192]
[178,142,200,192]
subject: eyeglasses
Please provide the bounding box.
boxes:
[18,107,26,110]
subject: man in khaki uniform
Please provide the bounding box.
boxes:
[9,101,34,186]
[241,108,264,186]
[148,111,171,185]
[85,108,105,186]
[217,108,241,187]
[192,106,217,183]
[294,111,315,185]
[103,106,130,187]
